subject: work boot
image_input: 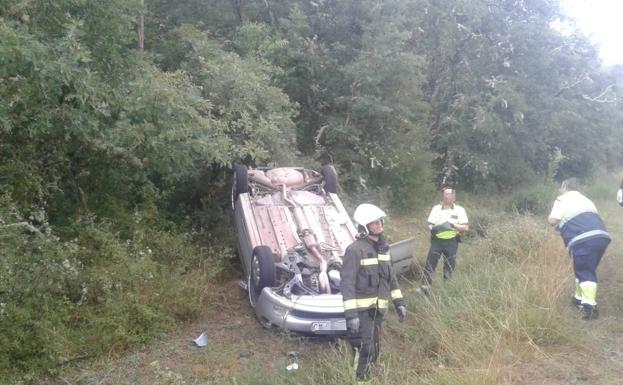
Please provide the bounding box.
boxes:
[571,297,582,308]
[581,304,599,320]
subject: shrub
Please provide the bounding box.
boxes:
[506,183,557,215]
[0,193,225,381]
[582,171,620,202]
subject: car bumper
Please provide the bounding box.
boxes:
[255,288,347,335]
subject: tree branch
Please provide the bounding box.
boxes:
[554,73,589,97]
[2,222,45,238]
[582,84,617,103]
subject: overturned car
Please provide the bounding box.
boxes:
[232,165,413,335]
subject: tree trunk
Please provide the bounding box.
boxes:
[137,0,144,51]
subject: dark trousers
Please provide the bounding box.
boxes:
[422,238,459,285]
[347,308,384,381]
[571,237,610,283]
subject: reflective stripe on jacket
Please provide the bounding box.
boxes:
[553,191,610,249]
[436,229,458,240]
[340,237,405,319]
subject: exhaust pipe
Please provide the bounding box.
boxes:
[282,185,332,294]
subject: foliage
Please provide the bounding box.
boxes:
[506,183,558,214]
[415,0,611,187]
[0,192,225,380]
[581,169,621,201]
[139,0,623,198]
[2,0,623,381]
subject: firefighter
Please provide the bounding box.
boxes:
[420,187,469,294]
[341,203,407,383]
[548,178,611,320]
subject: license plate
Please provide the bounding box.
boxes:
[311,320,346,332]
[311,321,330,331]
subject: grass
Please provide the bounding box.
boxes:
[9,173,623,384]
[200,212,581,385]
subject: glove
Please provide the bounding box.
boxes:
[346,317,360,333]
[396,305,407,323]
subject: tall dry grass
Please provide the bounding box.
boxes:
[228,213,581,385]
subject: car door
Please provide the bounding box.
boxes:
[389,238,414,275]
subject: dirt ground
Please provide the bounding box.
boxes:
[54,277,338,384]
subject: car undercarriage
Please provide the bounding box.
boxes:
[232,165,412,334]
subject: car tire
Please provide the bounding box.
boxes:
[248,245,275,307]
[321,165,338,194]
[232,164,249,210]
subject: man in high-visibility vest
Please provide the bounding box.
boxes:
[548,177,611,320]
[420,187,469,294]
[341,203,406,384]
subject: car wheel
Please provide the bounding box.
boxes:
[248,245,275,307]
[231,164,249,210]
[321,165,338,194]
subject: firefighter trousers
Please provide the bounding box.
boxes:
[347,308,384,381]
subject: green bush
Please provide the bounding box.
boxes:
[506,183,557,215]
[582,171,620,202]
[458,204,495,239]
[387,152,436,212]
[0,193,224,381]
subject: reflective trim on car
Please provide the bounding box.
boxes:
[360,258,378,266]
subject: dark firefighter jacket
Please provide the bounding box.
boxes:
[340,237,405,320]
